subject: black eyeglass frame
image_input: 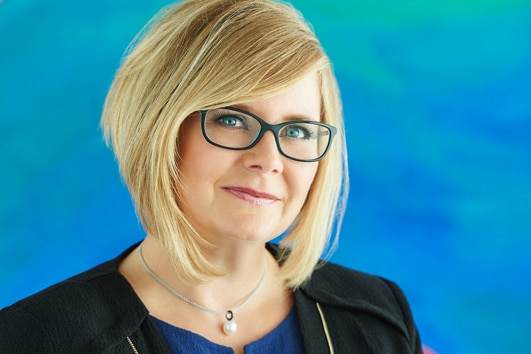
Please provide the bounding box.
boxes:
[198,106,337,162]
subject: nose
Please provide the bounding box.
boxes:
[242,131,284,174]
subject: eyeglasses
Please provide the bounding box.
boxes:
[199,106,336,162]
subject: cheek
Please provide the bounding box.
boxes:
[290,164,319,200]
[178,119,220,180]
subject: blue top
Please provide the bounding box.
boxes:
[151,307,305,354]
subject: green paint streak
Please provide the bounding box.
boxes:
[292,0,530,25]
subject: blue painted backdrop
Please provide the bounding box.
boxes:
[1,0,530,353]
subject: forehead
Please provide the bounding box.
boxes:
[234,74,321,123]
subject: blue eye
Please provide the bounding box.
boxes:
[220,115,239,127]
[282,125,313,139]
[212,114,249,129]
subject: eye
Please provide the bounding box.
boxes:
[208,112,250,130]
[281,124,313,140]
[219,115,243,127]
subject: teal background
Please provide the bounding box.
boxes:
[1,0,530,353]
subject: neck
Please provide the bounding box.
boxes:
[203,239,271,280]
[120,235,293,342]
[139,235,272,311]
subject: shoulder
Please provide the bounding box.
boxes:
[0,243,147,352]
[1,244,141,316]
[268,243,410,315]
[304,260,407,309]
[272,244,422,352]
[299,260,421,349]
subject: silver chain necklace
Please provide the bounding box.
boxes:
[137,244,267,335]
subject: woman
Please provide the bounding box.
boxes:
[0,0,423,353]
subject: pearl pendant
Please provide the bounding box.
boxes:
[223,319,237,335]
[223,310,237,335]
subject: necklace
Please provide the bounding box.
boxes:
[137,244,267,335]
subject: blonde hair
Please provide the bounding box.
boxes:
[101,0,348,288]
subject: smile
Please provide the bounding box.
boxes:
[222,187,280,206]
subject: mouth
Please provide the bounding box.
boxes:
[222,186,280,206]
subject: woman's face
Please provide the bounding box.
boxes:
[178,74,320,245]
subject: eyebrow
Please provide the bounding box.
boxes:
[231,104,320,122]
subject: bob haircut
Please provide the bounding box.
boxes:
[101,0,348,288]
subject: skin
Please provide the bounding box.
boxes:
[119,73,322,353]
[178,73,320,248]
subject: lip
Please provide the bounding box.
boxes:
[222,186,280,206]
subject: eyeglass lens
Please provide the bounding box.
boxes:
[202,108,333,161]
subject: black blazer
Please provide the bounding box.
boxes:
[0,244,422,353]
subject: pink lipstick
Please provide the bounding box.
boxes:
[222,186,279,206]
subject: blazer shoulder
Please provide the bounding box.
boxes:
[0,244,147,352]
[305,260,399,302]
[297,261,422,352]
[2,249,128,311]
[1,261,142,324]
[304,261,414,324]
[0,303,56,353]
[269,243,409,313]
